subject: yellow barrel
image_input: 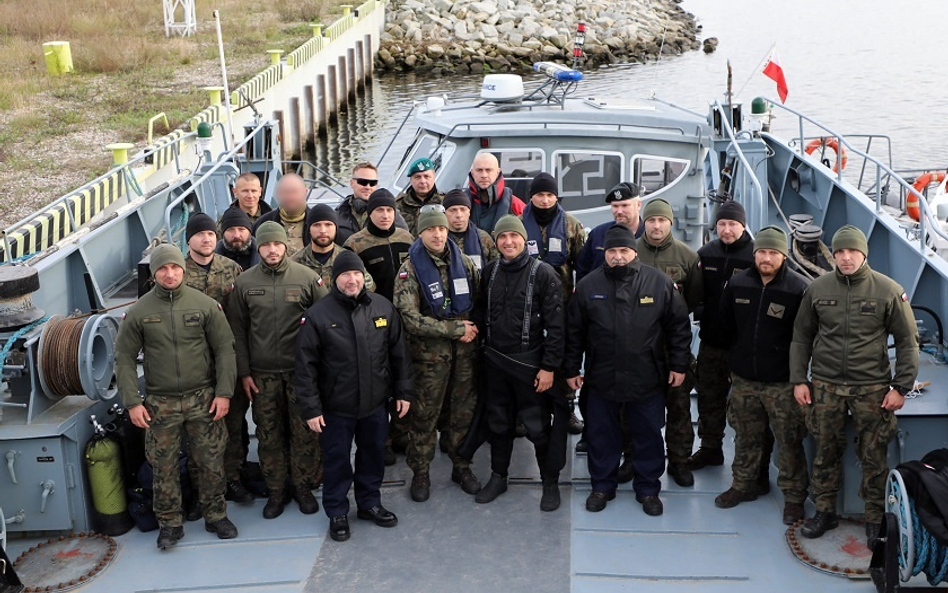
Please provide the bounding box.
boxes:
[43,41,74,76]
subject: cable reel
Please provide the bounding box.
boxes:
[37,314,119,401]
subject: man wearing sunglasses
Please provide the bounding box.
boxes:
[335,162,409,245]
[395,158,445,235]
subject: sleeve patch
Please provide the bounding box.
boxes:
[398,271,409,279]
[901,292,908,302]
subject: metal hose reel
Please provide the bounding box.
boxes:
[37,314,118,401]
[884,469,948,587]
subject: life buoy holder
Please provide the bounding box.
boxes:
[907,171,948,222]
[805,137,848,173]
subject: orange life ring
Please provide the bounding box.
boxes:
[907,171,948,222]
[804,137,848,173]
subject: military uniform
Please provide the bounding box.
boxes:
[395,186,444,235]
[334,196,410,246]
[115,248,236,532]
[522,205,586,303]
[252,208,309,256]
[292,244,376,292]
[343,223,414,302]
[790,261,918,521]
[449,225,499,270]
[217,200,272,234]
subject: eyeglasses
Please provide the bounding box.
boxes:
[352,178,379,187]
[420,204,446,213]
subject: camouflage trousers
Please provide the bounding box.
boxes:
[406,343,478,474]
[728,376,808,503]
[251,371,321,492]
[805,381,897,522]
[696,343,731,450]
[145,388,226,527]
[659,356,697,463]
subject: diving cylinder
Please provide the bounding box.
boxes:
[85,435,134,536]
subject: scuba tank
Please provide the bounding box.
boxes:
[84,415,134,536]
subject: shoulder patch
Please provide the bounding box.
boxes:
[316,277,323,286]
[901,292,908,302]
[398,271,409,279]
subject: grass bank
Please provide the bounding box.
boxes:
[0,0,336,227]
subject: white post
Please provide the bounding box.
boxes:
[213,11,235,146]
[163,0,197,38]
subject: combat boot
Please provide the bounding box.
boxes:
[205,517,238,539]
[585,490,615,512]
[685,447,724,470]
[540,479,561,512]
[475,473,508,504]
[294,488,320,514]
[156,525,184,550]
[567,412,584,435]
[383,445,397,466]
[714,487,757,509]
[617,457,634,484]
[636,493,664,516]
[782,502,804,525]
[667,463,694,487]
[800,511,839,539]
[574,438,588,453]
[263,489,288,519]
[451,467,482,495]
[410,472,431,502]
[226,480,255,504]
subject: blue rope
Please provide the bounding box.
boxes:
[2,252,37,266]
[910,499,948,585]
[0,315,51,371]
[170,209,189,251]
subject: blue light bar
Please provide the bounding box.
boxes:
[533,61,583,82]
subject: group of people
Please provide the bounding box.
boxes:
[115,151,918,550]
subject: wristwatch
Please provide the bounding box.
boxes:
[893,385,911,397]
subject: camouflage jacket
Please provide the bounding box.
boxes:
[395,187,444,235]
[635,234,703,313]
[184,254,242,313]
[449,226,500,271]
[343,224,414,302]
[291,244,376,292]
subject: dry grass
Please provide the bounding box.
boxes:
[0,0,339,227]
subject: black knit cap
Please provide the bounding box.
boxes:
[366,188,397,214]
[186,213,217,242]
[715,201,747,226]
[529,172,558,198]
[219,208,253,233]
[442,188,471,210]
[605,182,641,203]
[603,223,638,250]
[332,249,366,285]
[306,203,338,228]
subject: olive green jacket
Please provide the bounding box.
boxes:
[115,283,237,408]
[228,256,328,375]
[636,234,703,313]
[790,263,918,390]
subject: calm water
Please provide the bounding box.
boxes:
[311,0,947,182]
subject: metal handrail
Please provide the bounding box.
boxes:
[710,101,765,230]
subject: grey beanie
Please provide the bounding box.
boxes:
[754,226,789,257]
[150,244,186,272]
[831,225,869,256]
[255,221,288,246]
[641,198,674,223]
[492,214,527,242]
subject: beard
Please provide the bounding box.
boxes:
[225,238,252,253]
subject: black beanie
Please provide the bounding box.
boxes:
[306,203,338,229]
[186,213,217,242]
[219,208,253,233]
[332,249,366,284]
[603,224,638,250]
[715,201,746,226]
[529,172,558,198]
[442,188,471,210]
[366,188,396,214]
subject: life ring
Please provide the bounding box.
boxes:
[907,171,948,222]
[805,137,848,173]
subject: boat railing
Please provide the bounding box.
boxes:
[709,101,765,230]
[283,160,349,201]
[763,98,948,256]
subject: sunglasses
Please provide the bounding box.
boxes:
[420,204,446,213]
[352,178,378,187]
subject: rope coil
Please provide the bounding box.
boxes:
[39,316,89,397]
[909,500,948,585]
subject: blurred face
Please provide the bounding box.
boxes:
[755,249,785,279]
[223,226,251,252]
[410,170,435,197]
[336,270,364,296]
[154,263,184,290]
[834,248,866,275]
[446,205,471,232]
[420,225,448,253]
[496,231,525,260]
[276,176,307,215]
[309,221,336,249]
[605,246,636,267]
[369,206,395,230]
[233,177,261,213]
[530,191,558,210]
[717,219,744,244]
[644,216,672,245]
[471,154,500,189]
[349,167,378,201]
[611,198,641,226]
[187,230,217,259]
[259,241,287,266]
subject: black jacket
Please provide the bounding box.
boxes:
[564,260,691,401]
[697,231,754,347]
[720,263,810,383]
[474,250,565,372]
[294,286,414,420]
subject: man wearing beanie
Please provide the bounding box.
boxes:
[790,225,918,544]
[251,174,310,256]
[443,188,499,270]
[335,162,410,245]
[395,157,445,234]
[216,208,260,271]
[217,172,271,232]
[229,221,329,520]
[466,153,526,233]
[469,214,566,509]
[393,208,482,503]
[182,213,253,508]
[691,200,755,471]
[576,181,644,283]
[296,249,414,542]
[716,226,810,525]
[293,203,376,291]
[630,198,703,488]
[564,224,691,516]
[116,244,239,549]
[344,188,415,303]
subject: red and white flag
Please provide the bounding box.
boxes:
[762,49,789,103]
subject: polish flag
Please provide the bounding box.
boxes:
[762,50,789,103]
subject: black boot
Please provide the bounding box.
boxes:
[451,467,482,495]
[157,525,184,550]
[685,447,724,470]
[225,480,255,504]
[204,517,238,539]
[475,473,508,504]
[617,456,635,484]
[540,478,561,512]
[800,511,839,539]
[263,489,288,519]
[667,462,694,487]
[410,472,431,502]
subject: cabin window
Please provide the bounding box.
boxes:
[476,149,545,202]
[396,134,456,184]
[552,151,624,211]
[630,155,689,197]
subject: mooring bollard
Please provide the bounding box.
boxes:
[267,49,284,66]
[105,143,136,166]
[201,86,226,106]
[43,41,74,76]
